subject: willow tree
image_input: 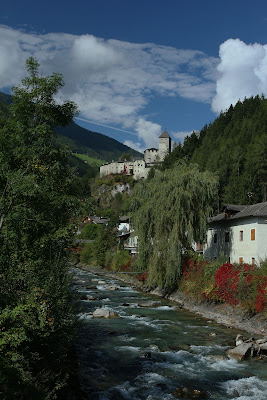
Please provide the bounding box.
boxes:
[131,161,218,290]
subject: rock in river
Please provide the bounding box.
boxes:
[92,308,119,318]
[227,342,256,360]
[105,285,119,291]
[173,386,206,398]
[86,295,97,300]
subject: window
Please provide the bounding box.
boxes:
[239,230,243,241]
[214,233,217,243]
[251,229,255,241]
[225,231,230,243]
[239,257,243,264]
[252,257,256,266]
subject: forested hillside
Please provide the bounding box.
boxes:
[162,96,267,207]
[56,123,141,162]
[0,91,142,163]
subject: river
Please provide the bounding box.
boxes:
[72,267,267,400]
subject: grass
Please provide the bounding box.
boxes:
[72,153,105,167]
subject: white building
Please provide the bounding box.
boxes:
[100,130,171,180]
[204,203,267,265]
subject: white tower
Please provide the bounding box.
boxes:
[158,129,171,161]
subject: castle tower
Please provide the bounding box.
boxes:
[158,129,171,161]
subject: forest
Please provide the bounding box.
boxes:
[161,95,267,208]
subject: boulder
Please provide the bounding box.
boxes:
[149,344,160,352]
[138,300,162,307]
[173,386,206,398]
[256,338,267,345]
[258,343,267,355]
[92,308,119,318]
[97,280,106,285]
[86,295,96,300]
[105,285,119,291]
[235,334,244,346]
[227,342,256,360]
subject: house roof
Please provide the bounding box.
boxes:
[88,216,110,224]
[209,213,226,223]
[159,129,170,138]
[119,215,130,222]
[209,202,267,224]
[232,201,267,219]
[223,204,247,213]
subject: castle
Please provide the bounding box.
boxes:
[99,130,172,180]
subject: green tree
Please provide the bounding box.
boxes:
[249,135,267,202]
[80,222,101,239]
[0,58,79,398]
[120,152,131,161]
[94,226,117,267]
[131,161,218,290]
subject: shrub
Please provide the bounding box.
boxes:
[105,248,115,270]
[79,223,101,239]
[111,250,132,271]
[180,256,267,314]
[80,242,96,265]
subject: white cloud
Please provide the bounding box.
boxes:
[172,130,196,143]
[124,140,144,153]
[0,25,218,148]
[135,118,162,149]
[212,39,267,113]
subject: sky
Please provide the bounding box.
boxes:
[1,0,267,152]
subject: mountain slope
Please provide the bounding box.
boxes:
[55,122,141,162]
[162,95,267,206]
[0,91,142,162]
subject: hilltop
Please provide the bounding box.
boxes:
[0,91,142,163]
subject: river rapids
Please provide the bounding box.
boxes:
[72,268,267,400]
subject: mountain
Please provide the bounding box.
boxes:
[0,91,13,106]
[55,123,141,162]
[0,91,142,163]
[162,95,267,206]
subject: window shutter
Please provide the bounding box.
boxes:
[251,229,255,241]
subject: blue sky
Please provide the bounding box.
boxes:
[1,0,267,152]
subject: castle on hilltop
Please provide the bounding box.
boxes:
[99,130,172,180]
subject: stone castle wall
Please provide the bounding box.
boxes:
[99,131,171,180]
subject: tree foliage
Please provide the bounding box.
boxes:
[130,161,218,290]
[0,58,79,398]
[162,96,267,206]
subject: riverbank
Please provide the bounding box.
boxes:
[76,264,267,337]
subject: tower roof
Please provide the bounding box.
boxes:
[159,129,170,138]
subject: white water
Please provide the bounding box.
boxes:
[73,269,267,399]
